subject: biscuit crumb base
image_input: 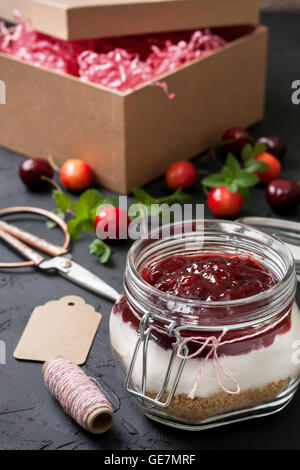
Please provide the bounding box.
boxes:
[147,379,289,422]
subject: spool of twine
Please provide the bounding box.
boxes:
[42,357,114,434]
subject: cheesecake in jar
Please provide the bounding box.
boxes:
[110,220,300,430]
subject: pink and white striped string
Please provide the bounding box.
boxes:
[43,358,112,431]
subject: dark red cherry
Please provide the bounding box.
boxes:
[257,134,286,160]
[221,127,251,155]
[266,179,300,213]
[19,158,54,189]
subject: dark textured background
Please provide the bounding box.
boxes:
[0,13,300,450]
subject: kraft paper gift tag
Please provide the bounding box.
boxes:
[14,295,101,365]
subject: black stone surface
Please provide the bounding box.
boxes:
[0,12,300,451]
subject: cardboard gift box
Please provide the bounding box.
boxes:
[0,0,268,194]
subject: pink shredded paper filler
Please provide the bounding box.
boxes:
[0,11,227,95]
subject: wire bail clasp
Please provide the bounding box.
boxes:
[125,312,188,408]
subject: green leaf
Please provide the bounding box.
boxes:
[157,189,191,204]
[103,196,119,207]
[226,153,241,175]
[226,181,238,193]
[89,239,111,264]
[236,171,259,188]
[52,190,72,211]
[221,165,235,180]
[241,143,254,162]
[129,187,191,222]
[91,206,99,222]
[202,173,225,188]
[46,219,57,229]
[46,209,65,229]
[176,190,191,203]
[132,188,156,204]
[90,197,119,221]
[79,189,103,209]
[239,187,251,204]
[73,201,90,221]
[67,219,83,240]
[244,159,269,173]
[133,187,190,206]
[253,141,266,156]
[244,158,262,173]
[81,219,95,232]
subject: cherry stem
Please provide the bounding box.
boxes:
[198,140,233,169]
[41,178,75,217]
[202,185,209,196]
[47,155,61,173]
[199,137,252,171]
[210,147,223,168]
[40,175,64,193]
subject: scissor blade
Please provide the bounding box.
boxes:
[39,256,120,302]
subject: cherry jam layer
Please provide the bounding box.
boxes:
[113,253,292,356]
[141,253,277,302]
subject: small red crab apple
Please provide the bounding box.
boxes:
[60,159,93,191]
[207,186,243,217]
[94,206,130,241]
[254,152,281,185]
[165,160,198,190]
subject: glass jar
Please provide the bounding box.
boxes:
[110,220,300,430]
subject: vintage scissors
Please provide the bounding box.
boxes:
[0,206,120,302]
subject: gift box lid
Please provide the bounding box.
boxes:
[4,0,260,41]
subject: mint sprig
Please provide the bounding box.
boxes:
[49,188,113,264]
[241,141,266,162]
[50,186,192,263]
[130,188,190,219]
[52,191,72,211]
[89,239,111,264]
[202,144,269,203]
[50,189,115,240]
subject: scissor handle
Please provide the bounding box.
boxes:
[0,221,67,257]
[0,229,44,265]
[0,206,70,268]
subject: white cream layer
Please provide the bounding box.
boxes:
[110,304,300,398]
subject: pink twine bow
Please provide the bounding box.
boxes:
[177,329,240,400]
[175,308,291,400]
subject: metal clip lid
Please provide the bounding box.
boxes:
[125,312,188,409]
